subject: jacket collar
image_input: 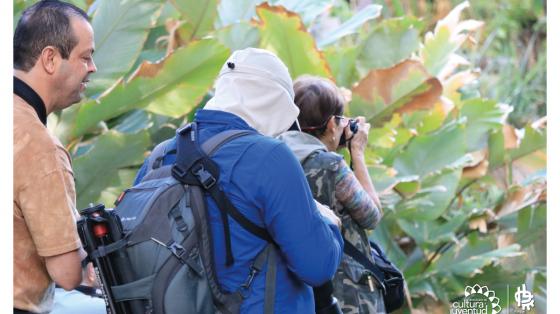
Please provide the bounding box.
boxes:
[13,76,47,126]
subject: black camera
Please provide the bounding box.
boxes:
[339,118,359,147]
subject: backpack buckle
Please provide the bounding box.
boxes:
[191,164,216,189]
[172,165,188,180]
[240,267,259,292]
[177,123,192,135]
[168,242,186,260]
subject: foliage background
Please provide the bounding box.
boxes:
[14,0,547,312]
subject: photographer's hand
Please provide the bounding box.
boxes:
[349,116,370,157]
[348,117,382,210]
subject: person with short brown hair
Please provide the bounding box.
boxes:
[13,1,97,312]
[279,75,385,313]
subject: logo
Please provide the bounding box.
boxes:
[450,284,501,314]
[514,284,535,311]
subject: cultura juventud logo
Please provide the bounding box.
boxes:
[450,284,501,314]
[514,284,535,311]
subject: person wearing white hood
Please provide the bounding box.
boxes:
[133,48,344,313]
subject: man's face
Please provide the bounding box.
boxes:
[56,16,96,109]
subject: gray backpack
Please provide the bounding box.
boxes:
[106,124,277,313]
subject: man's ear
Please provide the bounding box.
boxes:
[40,46,58,75]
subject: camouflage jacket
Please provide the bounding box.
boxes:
[278,131,386,314]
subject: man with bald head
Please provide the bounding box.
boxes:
[13,1,97,312]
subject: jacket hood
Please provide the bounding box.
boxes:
[204,48,299,138]
[276,131,327,163]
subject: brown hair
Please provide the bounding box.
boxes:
[293,75,345,138]
[14,0,89,72]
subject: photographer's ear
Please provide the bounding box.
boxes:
[326,115,338,131]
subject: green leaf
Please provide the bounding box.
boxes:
[509,126,546,161]
[216,21,260,52]
[87,0,164,97]
[394,179,420,198]
[324,45,359,88]
[393,121,467,178]
[420,2,483,77]
[317,4,382,48]
[356,17,422,71]
[256,3,332,79]
[170,0,217,40]
[417,104,447,134]
[397,213,467,246]
[368,165,418,195]
[368,216,407,268]
[395,169,461,220]
[216,0,263,27]
[73,131,150,208]
[98,169,138,207]
[488,129,506,169]
[517,204,546,248]
[428,234,524,278]
[71,39,229,138]
[145,83,208,118]
[460,99,511,151]
[113,110,152,134]
[433,244,523,277]
[421,26,458,77]
[270,0,331,25]
[370,126,397,148]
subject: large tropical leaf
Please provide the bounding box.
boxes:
[368,215,408,268]
[98,169,138,208]
[393,121,467,178]
[351,60,443,124]
[216,21,260,52]
[356,16,423,72]
[395,168,462,220]
[256,3,332,79]
[217,0,264,27]
[509,125,546,161]
[420,1,484,78]
[70,39,229,138]
[397,212,468,246]
[87,0,164,97]
[429,242,523,277]
[170,0,218,41]
[488,124,546,170]
[316,4,382,48]
[73,130,150,208]
[460,98,511,151]
[324,45,359,87]
[270,0,331,25]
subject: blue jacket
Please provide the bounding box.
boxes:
[134,110,343,313]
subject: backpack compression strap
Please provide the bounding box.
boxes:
[172,122,273,266]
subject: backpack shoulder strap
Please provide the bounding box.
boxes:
[343,238,386,293]
[146,138,174,171]
[201,129,255,156]
[173,123,273,266]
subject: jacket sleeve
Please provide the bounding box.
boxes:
[255,142,343,287]
[334,159,381,230]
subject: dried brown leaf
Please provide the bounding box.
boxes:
[469,216,488,233]
[503,124,519,149]
[352,60,442,114]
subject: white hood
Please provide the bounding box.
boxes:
[204,48,300,137]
